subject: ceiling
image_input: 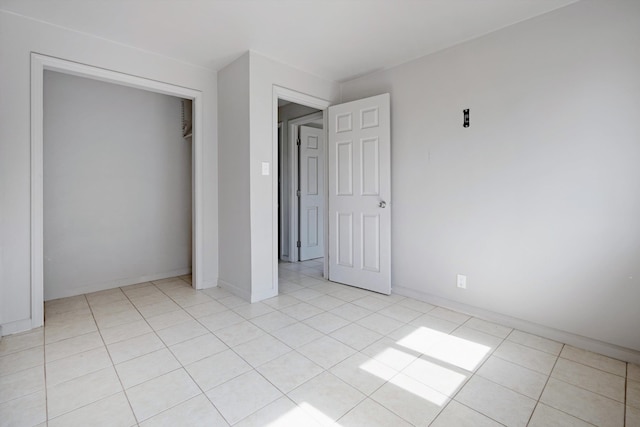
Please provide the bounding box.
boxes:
[0,0,578,82]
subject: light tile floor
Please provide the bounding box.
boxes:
[1,258,639,426]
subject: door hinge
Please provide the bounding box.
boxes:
[297,138,301,146]
[297,241,301,248]
[297,189,301,197]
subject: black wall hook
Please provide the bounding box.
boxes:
[463,109,469,128]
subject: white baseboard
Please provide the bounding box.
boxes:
[197,278,218,290]
[0,318,34,337]
[216,278,277,303]
[44,268,192,301]
[218,279,251,301]
[251,288,278,303]
[393,285,640,365]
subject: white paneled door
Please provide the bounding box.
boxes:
[299,125,325,261]
[328,93,391,294]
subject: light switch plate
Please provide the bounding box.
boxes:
[261,161,270,176]
[457,274,467,289]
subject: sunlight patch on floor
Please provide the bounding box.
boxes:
[397,326,491,371]
[296,402,338,426]
[366,345,416,370]
[359,334,470,405]
[388,373,449,406]
[402,357,468,396]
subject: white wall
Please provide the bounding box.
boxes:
[217,51,339,302]
[0,11,218,335]
[340,1,640,354]
[249,52,339,302]
[43,71,192,300]
[217,53,252,299]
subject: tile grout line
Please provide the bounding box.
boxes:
[558,347,629,377]
[201,278,334,425]
[503,328,563,357]
[34,270,631,427]
[285,267,437,424]
[524,343,563,427]
[43,298,53,426]
[150,278,239,420]
[82,282,200,424]
[354,301,471,424]
[151,277,250,426]
[546,360,627,405]
[527,343,594,425]
[120,278,220,425]
[85,290,141,427]
[46,298,104,422]
[43,294,120,425]
[272,276,396,426]
[434,400,508,427]
[436,319,509,426]
[197,273,328,425]
[624,362,627,427]
[184,267,395,425]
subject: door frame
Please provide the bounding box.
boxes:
[278,122,287,262]
[287,111,324,262]
[30,53,204,328]
[272,86,330,286]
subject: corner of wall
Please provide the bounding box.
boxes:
[393,285,640,365]
[218,278,251,301]
[0,318,33,337]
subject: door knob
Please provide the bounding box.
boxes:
[378,201,386,208]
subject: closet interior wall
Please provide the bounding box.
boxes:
[43,70,193,300]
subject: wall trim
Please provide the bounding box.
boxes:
[0,318,34,337]
[199,279,218,290]
[30,53,205,331]
[393,285,640,365]
[45,268,192,301]
[277,121,291,262]
[218,278,251,301]
[251,287,278,303]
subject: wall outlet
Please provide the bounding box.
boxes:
[457,274,467,289]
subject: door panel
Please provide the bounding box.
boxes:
[337,212,353,267]
[361,137,379,195]
[306,207,318,246]
[336,141,353,195]
[328,93,391,294]
[299,125,324,261]
[362,213,380,272]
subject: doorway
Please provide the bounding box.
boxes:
[272,87,331,293]
[272,88,392,297]
[278,104,325,264]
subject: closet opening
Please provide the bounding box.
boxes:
[43,70,194,301]
[30,53,204,328]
